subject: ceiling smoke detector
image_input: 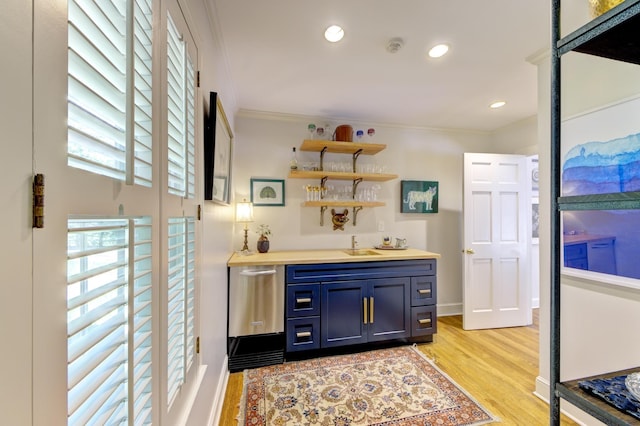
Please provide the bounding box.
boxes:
[386,37,404,53]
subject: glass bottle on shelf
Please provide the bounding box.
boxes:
[290,147,298,170]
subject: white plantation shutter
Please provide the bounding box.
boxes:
[166,13,196,197]
[166,217,196,407]
[67,217,152,425]
[132,0,153,186]
[68,0,153,186]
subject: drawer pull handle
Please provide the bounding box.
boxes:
[296,331,311,338]
[418,318,432,325]
[418,289,431,295]
[296,297,312,304]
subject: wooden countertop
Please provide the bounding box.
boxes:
[563,234,616,245]
[227,248,440,267]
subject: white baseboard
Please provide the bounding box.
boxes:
[207,356,230,426]
[534,375,607,426]
[436,303,462,317]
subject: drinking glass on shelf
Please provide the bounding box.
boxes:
[307,123,316,140]
[367,128,376,141]
[316,127,325,140]
[324,124,333,141]
[356,130,364,142]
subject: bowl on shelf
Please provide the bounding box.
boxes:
[588,0,624,17]
[626,372,640,401]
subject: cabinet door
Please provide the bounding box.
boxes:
[587,239,617,275]
[321,280,368,348]
[367,278,411,342]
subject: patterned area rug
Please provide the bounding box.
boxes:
[238,345,497,425]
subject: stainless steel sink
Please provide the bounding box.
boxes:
[342,249,381,256]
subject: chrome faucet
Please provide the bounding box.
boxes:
[351,235,358,250]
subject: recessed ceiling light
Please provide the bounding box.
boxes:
[428,44,449,58]
[490,101,506,109]
[324,25,344,43]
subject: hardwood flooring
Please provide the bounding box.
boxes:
[219,310,577,425]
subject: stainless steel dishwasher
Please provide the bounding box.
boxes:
[228,265,285,372]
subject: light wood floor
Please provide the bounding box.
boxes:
[219,310,577,425]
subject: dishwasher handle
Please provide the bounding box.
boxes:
[239,269,277,277]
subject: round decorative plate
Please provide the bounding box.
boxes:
[626,372,640,401]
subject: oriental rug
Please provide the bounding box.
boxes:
[237,345,497,425]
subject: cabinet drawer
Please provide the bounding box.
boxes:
[411,276,436,306]
[286,317,320,352]
[411,305,437,337]
[287,284,320,317]
[564,243,587,260]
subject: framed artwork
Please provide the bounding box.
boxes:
[531,199,539,242]
[251,178,285,206]
[561,95,640,281]
[561,95,640,197]
[204,92,233,204]
[401,180,439,213]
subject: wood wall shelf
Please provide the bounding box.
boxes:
[288,170,398,182]
[292,139,395,227]
[302,201,385,208]
[300,139,386,155]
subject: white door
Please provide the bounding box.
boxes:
[462,153,531,330]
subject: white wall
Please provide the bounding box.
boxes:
[183,0,239,424]
[0,0,33,424]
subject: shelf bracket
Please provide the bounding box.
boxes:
[353,206,363,226]
[320,176,328,199]
[352,178,363,199]
[319,146,328,171]
[320,205,327,226]
[352,149,363,172]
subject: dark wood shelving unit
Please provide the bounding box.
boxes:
[551,1,640,425]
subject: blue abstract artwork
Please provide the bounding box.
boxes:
[562,133,640,196]
[562,96,640,197]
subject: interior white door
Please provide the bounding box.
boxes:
[462,153,531,330]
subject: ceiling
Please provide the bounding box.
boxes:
[210,0,550,132]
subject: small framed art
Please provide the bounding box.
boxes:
[401,180,439,213]
[251,178,285,206]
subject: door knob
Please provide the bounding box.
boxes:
[462,248,475,254]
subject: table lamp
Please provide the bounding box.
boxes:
[236,199,254,253]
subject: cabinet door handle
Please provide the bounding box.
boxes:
[296,297,312,304]
[369,297,374,323]
[296,331,311,338]
[591,244,609,249]
[418,318,432,325]
[363,298,368,324]
[418,288,431,295]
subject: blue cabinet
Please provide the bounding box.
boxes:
[286,259,436,353]
[321,278,410,348]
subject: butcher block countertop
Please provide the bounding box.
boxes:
[227,248,440,267]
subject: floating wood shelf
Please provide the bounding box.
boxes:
[302,201,385,208]
[300,139,386,155]
[288,170,397,182]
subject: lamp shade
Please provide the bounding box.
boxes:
[236,199,254,223]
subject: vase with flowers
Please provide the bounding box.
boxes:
[256,224,271,253]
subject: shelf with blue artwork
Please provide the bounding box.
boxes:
[551,0,640,424]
